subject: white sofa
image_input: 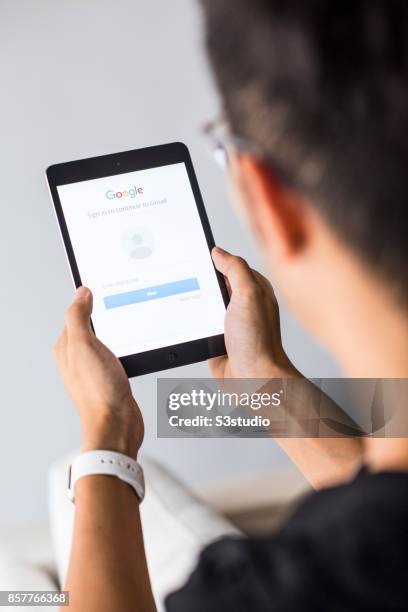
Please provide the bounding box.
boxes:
[0,456,309,611]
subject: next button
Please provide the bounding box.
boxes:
[103,277,200,310]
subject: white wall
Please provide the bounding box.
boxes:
[0,0,340,528]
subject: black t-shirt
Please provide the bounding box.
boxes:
[166,469,408,611]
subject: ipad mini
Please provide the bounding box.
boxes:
[47,143,228,376]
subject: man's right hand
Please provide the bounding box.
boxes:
[210,247,299,380]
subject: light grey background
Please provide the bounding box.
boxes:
[0,0,340,528]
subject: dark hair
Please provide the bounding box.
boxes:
[200,0,408,301]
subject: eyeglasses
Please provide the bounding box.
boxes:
[203,116,302,191]
[202,116,259,172]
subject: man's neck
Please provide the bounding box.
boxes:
[322,254,408,378]
[337,302,408,378]
[324,257,408,472]
[365,439,408,473]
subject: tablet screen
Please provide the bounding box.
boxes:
[57,162,226,357]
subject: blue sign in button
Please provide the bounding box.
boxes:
[104,277,200,309]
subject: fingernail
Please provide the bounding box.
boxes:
[213,246,228,256]
[75,286,90,301]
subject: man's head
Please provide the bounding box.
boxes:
[201,0,408,365]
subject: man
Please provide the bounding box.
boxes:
[53,1,408,610]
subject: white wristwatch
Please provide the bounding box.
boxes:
[67,450,145,503]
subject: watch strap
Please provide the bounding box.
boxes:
[67,450,145,503]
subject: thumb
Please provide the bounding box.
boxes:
[65,286,93,342]
[212,246,255,293]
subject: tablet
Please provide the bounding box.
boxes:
[47,142,229,377]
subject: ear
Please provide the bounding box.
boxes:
[231,153,308,258]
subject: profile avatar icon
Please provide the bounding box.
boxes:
[122,227,154,260]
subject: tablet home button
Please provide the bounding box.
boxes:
[167,352,178,363]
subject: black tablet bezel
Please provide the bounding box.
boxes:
[47,142,229,377]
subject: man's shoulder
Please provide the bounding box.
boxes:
[166,471,408,612]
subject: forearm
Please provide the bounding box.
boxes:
[276,436,362,489]
[64,476,155,612]
[263,377,364,489]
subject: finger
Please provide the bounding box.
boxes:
[212,247,256,293]
[208,355,227,379]
[53,328,68,365]
[224,275,232,298]
[65,286,93,343]
[251,269,277,297]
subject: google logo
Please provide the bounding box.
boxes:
[106,186,144,200]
